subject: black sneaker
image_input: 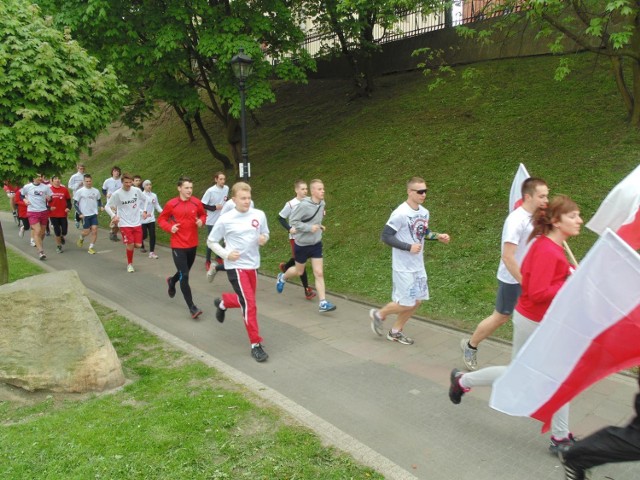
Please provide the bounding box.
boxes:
[251,344,269,362]
[549,433,576,455]
[166,277,176,298]
[189,304,203,319]
[214,298,225,323]
[449,368,467,405]
[558,445,590,480]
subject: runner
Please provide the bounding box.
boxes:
[369,177,450,344]
[449,195,582,454]
[67,163,85,228]
[102,166,122,241]
[201,172,229,277]
[74,174,103,255]
[276,179,336,313]
[158,176,206,319]
[208,182,270,362]
[21,173,52,260]
[48,175,72,253]
[14,185,29,239]
[3,180,19,222]
[460,177,548,369]
[140,179,162,259]
[104,173,147,272]
[277,179,316,300]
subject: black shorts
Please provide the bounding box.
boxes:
[495,280,521,315]
[49,217,68,237]
[294,242,323,264]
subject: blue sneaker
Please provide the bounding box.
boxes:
[276,273,286,293]
[318,300,336,312]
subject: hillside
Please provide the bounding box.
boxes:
[80,52,640,336]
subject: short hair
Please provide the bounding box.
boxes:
[294,179,307,188]
[83,174,92,180]
[77,163,85,168]
[121,173,133,181]
[214,171,225,180]
[177,176,192,187]
[309,179,323,188]
[111,166,121,175]
[133,174,142,180]
[522,177,547,199]
[231,181,251,197]
[51,175,60,181]
[407,177,426,189]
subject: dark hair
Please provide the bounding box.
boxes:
[177,176,192,187]
[214,171,225,180]
[133,174,142,180]
[521,177,547,199]
[111,166,121,175]
[51,175,60,181]
[83,174,92,179]
[528,195,579,242]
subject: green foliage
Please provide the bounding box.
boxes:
[0,0,127,182]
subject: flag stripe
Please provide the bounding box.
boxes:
[617,207,640,250]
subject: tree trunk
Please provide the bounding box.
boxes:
[172,104,196,142]
[0,222,9,286]
[631,59,640,126]
[226,116,242,177]
[193,112,233,170]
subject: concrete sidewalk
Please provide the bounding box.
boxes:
[4,212,638,480]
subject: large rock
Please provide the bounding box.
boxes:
[0,270,125,392]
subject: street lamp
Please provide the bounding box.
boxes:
[230,49,254,181]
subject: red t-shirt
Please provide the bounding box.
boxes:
[158,196,206,249]
[15,188,28,217]
[48,185,71,218]
[515,235,572,322]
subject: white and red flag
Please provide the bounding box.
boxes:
[489,229,640,432]
[509,163,530,212]
[587,165,640,250]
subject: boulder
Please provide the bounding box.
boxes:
[0,270,125,392]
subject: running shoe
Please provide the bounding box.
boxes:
[189,304,203,319]
[276,272,286,293]
[140,247,147,253]
[166,277,176,298]
[460,338,478,371]
[369,309,384,336]
[56,245,63,254]
[214,298,225,323]
[205,260,211,272]
[77,236,84,248]
[448,368,467,405]
[549,434,576,455]
[304,287,317,300]
[207,264,217,283]
[38,251,46,261]
[251,344,269,363]
[127,264,135,273]
[61,236,66,245]
[558,445,590,480]
[88,247,96,255]
[318,300,337,313]
[278,262,286,273]
[18,226,24,238]
[149,252,158,259]
[386,330,414,345]
[30,239,36,247]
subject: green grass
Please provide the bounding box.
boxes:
[0,254,381,479]
[62,52,640,338]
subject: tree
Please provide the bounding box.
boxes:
[0,0,126,284]
[458,0,640,127]
[303,0,443,96]
[44,0,315,173]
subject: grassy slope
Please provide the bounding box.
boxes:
[79,52,640,338]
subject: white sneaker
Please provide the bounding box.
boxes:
[127,264,135,273]
[149,252,158,259]
[18,226,24,238]
[30,239,36,247]
[207,264,217,283]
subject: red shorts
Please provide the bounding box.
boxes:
[120,226,143,245]
[27,211,49,226]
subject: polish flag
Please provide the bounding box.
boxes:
[509,163,530,212]
[489,229,640,432]
[587,165,640,250]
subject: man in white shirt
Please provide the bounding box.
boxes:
[74,174,103,254]
[22,173,53,260]
[102,166,122,241]
[369,177,450,345]
[208,182,270,363]
[201,172,229,276]
[67,163,85,228]
[459,177,549,370]
[105,173,147,272]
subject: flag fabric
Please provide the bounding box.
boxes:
[587,165,640,250]
[509,163,530,212]
[489,229,640,432]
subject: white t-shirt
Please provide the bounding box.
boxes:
[496,206,534,284]
[141,191,162,224]
[68,171,85,193]
[22,182,52,212]
[73,187,101,216]
[208,207,269,270]
[102,177,122,197]
[105,187,146,227]
[278,197,301,240]
[386,202,430,273]
[201,185,229,225]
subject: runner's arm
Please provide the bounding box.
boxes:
[380,225,411,251]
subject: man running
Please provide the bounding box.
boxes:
[369,177,450,345]
[276,179,335,313]
[105,173,148,273]
[277,179,316,300]
[140,179,162,259]
[209,182,270,362]
[102,166,122,241]
[67,163,85,228]
[459,177,548,370]
[48,175,72,253]
[158,176,206,319]
[22,173,53,260]
[201,172,229,277]
[74,174,103,254]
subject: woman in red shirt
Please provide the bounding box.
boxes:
[450,195,583,453]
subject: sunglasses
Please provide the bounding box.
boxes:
[412,189,428,195]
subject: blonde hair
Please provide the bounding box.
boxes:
[231,182,251,197]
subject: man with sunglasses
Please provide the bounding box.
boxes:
[370,177,450,345]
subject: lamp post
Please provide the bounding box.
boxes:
[230,49,254,181]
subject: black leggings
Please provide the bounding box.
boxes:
[563,423,640,470]
[142,222,156,252]
[170,247,197,308]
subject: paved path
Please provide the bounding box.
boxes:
[4,213,639,480]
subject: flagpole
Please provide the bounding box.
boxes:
[563,241,579,267]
